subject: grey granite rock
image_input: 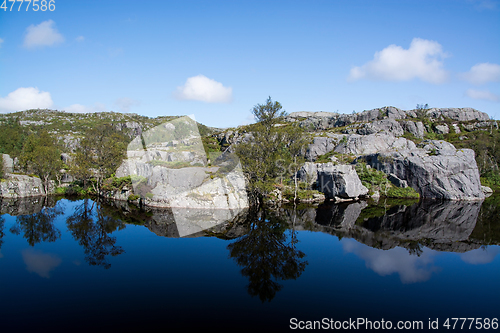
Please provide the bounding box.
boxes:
[434,124,449,134]
[316,163,368,199]
[0,174,55,198]
[403,121,426,138]
[362,140,484,200]
[334,133,417,156]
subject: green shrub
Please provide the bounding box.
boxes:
[54,187,67,195]
[386,186,420,199]
[128,194,140,201]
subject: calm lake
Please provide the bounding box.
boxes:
[0,196,499,332]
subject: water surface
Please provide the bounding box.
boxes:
[0,196,499,332]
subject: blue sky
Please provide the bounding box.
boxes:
[0,0,499,128]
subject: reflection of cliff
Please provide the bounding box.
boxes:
[348,200,483,253]
[279,199,496,254]
[0,196,58,216]
[103,199,250,238]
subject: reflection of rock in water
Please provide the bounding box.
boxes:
[280,199,487,253]
[351,200,482,253]
[0,196,58,216]
[103,199,249,238]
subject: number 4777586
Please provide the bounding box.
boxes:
[1,0,56,11]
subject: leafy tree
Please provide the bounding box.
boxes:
[0,154,3,179]
[71,125,127,194]
[0,216,5,251]
[235,97,308,205]
[415,103,429,118]
[0,117,28,157]
[19,130,63,194]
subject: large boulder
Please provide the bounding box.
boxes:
[296,162,319,185]
[362,140,484,200]
[316,163,368,199]
[402,121,425,138]
[0,174,54,198]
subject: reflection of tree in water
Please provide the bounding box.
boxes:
[66,199,125,269]
[9,201,63,246]
[227,208,307,302]
[0,215,5,250]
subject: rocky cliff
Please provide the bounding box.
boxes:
[282,107,492,201]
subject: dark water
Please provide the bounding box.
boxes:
[0,196,499,332]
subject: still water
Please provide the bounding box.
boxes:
[0,196,499,332]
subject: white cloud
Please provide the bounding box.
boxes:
[114,97,140,113]
[174,75,232,103]
[465,89,500,102]
[0,38,4,48]
[0,87,53,112]
[22,249,61,278]
[460,63,500,85]
[342,239,439,284]
[349,38,449,84]
[460,247,500,265]
[75,36,85,42]
[24,20,64,49]
[64,102,107,113]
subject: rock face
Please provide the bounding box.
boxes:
[316,164,368,199]
[287,106,489,131]
[334,133,417,156]
[362,140,484,200]
[0,174,54,198]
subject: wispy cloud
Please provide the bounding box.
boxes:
[108,47,123,58]
[64,102,107,113]
[22,249,61,278]
[467,0,499,10]
[0,87,53,112]
[0,38,4,48]
[75,36,85,42]
[348,38,449,84]
[174,75,232,103]
[460,63,500,85]
[23,20,64,49]
[465,89,500,102]
[114,97,140,113]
